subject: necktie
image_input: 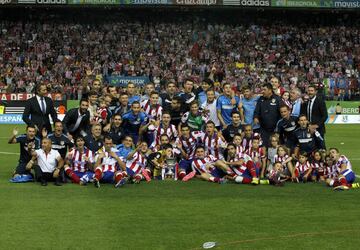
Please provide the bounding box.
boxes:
[307,98,313,122]
[40,97,46,114]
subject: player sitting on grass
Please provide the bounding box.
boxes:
[219,143,266,185]
[147,144,174,180]
[326,148,359,190]
[294,152,312,183]
[122,141,150,184]
[182,146,227,183]
[175,124,203,180]
[64,136,95,185]
[93,136,127,188]
[273,145,295,181]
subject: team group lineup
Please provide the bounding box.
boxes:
[8,78,359,190]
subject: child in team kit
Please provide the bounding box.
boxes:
[273,145,295,181]
[232,134,244,156]
[294,152,312,183]
[268,162,288,186]
[311,150,326,182]
[93,97,108,125]
[245,137,266,178]
[263,134,280,178]
[323,154,338,180]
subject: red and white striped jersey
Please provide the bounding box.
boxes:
[95,147,119,172]
[201,132,226,160]
[235,145,244,155]
[126,152,147,175]
[295,161,311,174]
[67,147,95,172]
[311,161,324,170]
[226,153,252,176]
[324,164,339,179]
[334,155,352,171]
[273,154,290,165]
[241,133,262,150]
[246,147,266,160]
[175,131,202,159]
[141,100,163,120]
[151,123,178,147]
[191,155,217,174]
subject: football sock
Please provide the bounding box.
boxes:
[65,169,80,183]
[178,171,186,180]
[94,169,102,181]
[209,177,220,183]
[114,172,123,183]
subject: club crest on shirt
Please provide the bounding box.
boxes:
[271,98,276,103]
[307,133,311,138]
[291,121,295,126]
[60,141,64,146]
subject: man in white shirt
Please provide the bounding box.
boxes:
[26,138,64,186]
[201,89,220,129]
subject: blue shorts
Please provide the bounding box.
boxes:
[240,167,259,179]
[210,168,226,178]
[126,167,138,177]
[101,171,115,183]
[74,171,93,178]
[341,169,355,184]
[179,159,193,173]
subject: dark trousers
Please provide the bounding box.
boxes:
[34,166,61,183]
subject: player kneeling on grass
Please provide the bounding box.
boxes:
[294,152,312,183]
[326,148,359,191]
[182,146,227,183]
[93,136,127,188]
[124,141,150,184]
[64,136,95,185]
[218,143,268,185]
[26,138,64,186]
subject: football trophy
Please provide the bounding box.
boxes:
[162,157,178,180]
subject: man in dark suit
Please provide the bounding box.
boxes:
[22,83,58,137]
[62,99,90,139]
[301,84,328,138]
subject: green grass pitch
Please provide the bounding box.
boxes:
[0,124,359,249]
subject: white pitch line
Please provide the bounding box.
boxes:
[0,151,19,155]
